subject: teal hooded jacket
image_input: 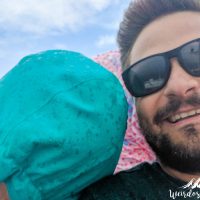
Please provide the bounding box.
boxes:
[0,50,128,200]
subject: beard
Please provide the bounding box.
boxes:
[137,94,200,174]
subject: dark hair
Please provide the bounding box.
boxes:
[117,0,200,69]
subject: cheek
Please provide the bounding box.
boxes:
[136,96,157,120]
[136,95,164,132]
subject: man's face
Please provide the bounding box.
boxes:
[129,11,200,173]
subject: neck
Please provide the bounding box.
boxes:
[160,163,200,182]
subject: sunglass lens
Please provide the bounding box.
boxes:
[128,56,168,97]
[180,40,200,76]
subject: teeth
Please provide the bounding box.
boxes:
[197,109,200,114]
[169,109,200,123]
[180,113,188,118]
[188,110,196,116]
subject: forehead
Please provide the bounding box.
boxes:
[129,11,200,65]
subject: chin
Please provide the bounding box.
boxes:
[145,129,200,173]
[138,114,200,173]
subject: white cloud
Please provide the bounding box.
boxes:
[0,0,130,78]
[96,34,116,48]
[0,0,121,35]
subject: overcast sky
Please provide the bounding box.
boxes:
[0,0,130,78]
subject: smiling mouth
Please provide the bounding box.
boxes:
[167,109,200,123]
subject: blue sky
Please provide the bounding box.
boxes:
[0,0,131,78]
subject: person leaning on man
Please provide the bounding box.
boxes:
[80,0,200,199]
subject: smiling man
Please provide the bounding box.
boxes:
[80,0,200,199]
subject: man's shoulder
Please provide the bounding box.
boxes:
[94,161,158,184]
[80,162,168,200]
[123,161,158,174]
[116,161,160,182]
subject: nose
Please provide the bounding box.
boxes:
[163,58,199,98]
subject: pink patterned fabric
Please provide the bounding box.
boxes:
[92,50,156,173]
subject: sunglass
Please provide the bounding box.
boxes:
[122,38,200,97]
